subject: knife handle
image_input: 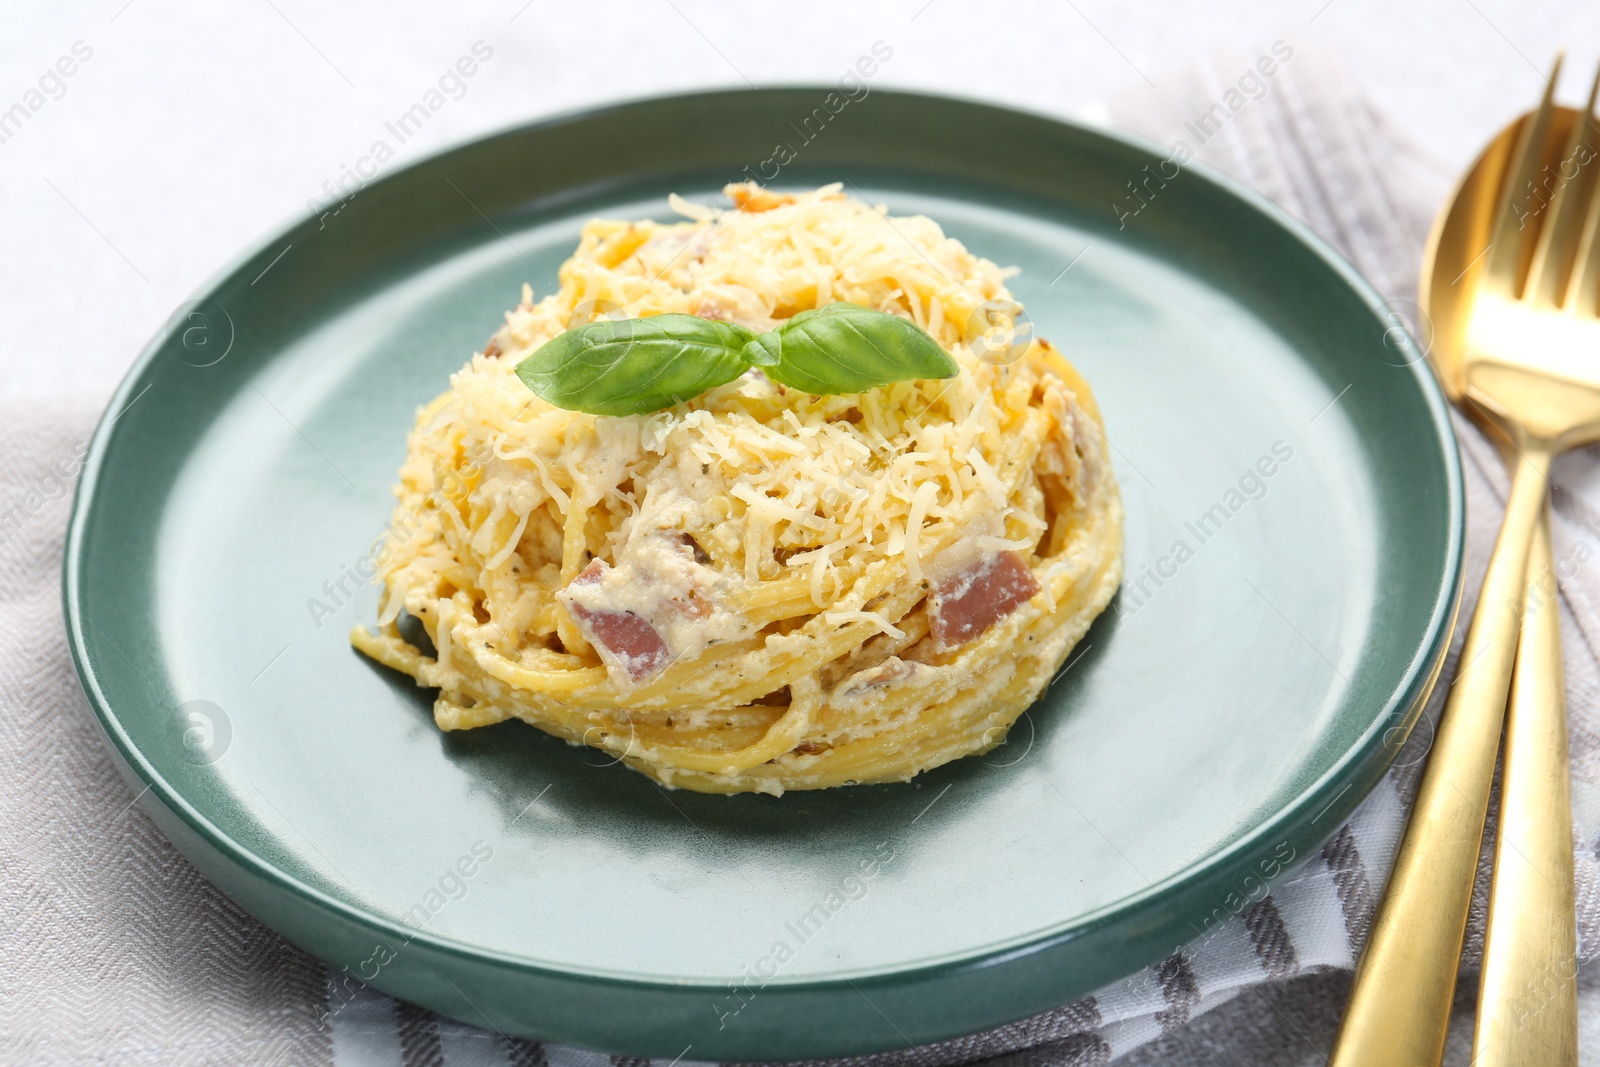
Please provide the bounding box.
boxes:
[1330,438,1550,1067]
[1474,508,1578,1065]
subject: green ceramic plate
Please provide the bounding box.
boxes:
[64,89,1462,1059]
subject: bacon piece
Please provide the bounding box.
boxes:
[835,656,915,700]
[567,603,670,682]
[1037,381,1096,507]
[679,532,712,564]
[482,336,503,359]
[566,561,671,681]
[693,301,727,321]
[927,551,1040,652]
[671,589,711,619]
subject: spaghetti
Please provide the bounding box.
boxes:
[351,183,1123,794]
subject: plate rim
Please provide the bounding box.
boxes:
[62,82,1465,1033]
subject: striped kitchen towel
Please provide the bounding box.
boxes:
[6,45,1600,1067]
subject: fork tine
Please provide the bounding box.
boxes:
[1528,62,1600,306]
[1568,65,1600,316]
[1486,54,1564,297]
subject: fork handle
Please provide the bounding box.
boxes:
[1475,508,1578,1064]
[1331,435,1552,1067]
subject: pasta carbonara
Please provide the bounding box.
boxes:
[351,183,1122,795]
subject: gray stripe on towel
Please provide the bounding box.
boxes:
[397,1000,444,1067]
[1321,823,1374,952]
[1242,896,1299,979]
[1154,953,1201,1032]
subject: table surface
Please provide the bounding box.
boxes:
[3,0,1597,399]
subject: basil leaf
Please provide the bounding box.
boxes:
[514,314,756,416]
[742,303,959,395]
[513,302,960,414]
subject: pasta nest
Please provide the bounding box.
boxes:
[352,183,1123,795]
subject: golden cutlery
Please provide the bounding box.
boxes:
[1332,58,1596,1067]
[1425,66,1594,1065]
[1423,66,1592,1066]
[1476,511,1578,1064]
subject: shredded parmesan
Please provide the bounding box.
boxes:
[903,480,940,586]
[823,610,906,640]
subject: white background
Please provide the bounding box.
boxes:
[2,0,1598,400]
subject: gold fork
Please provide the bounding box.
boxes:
[1331,58,1598,1066]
